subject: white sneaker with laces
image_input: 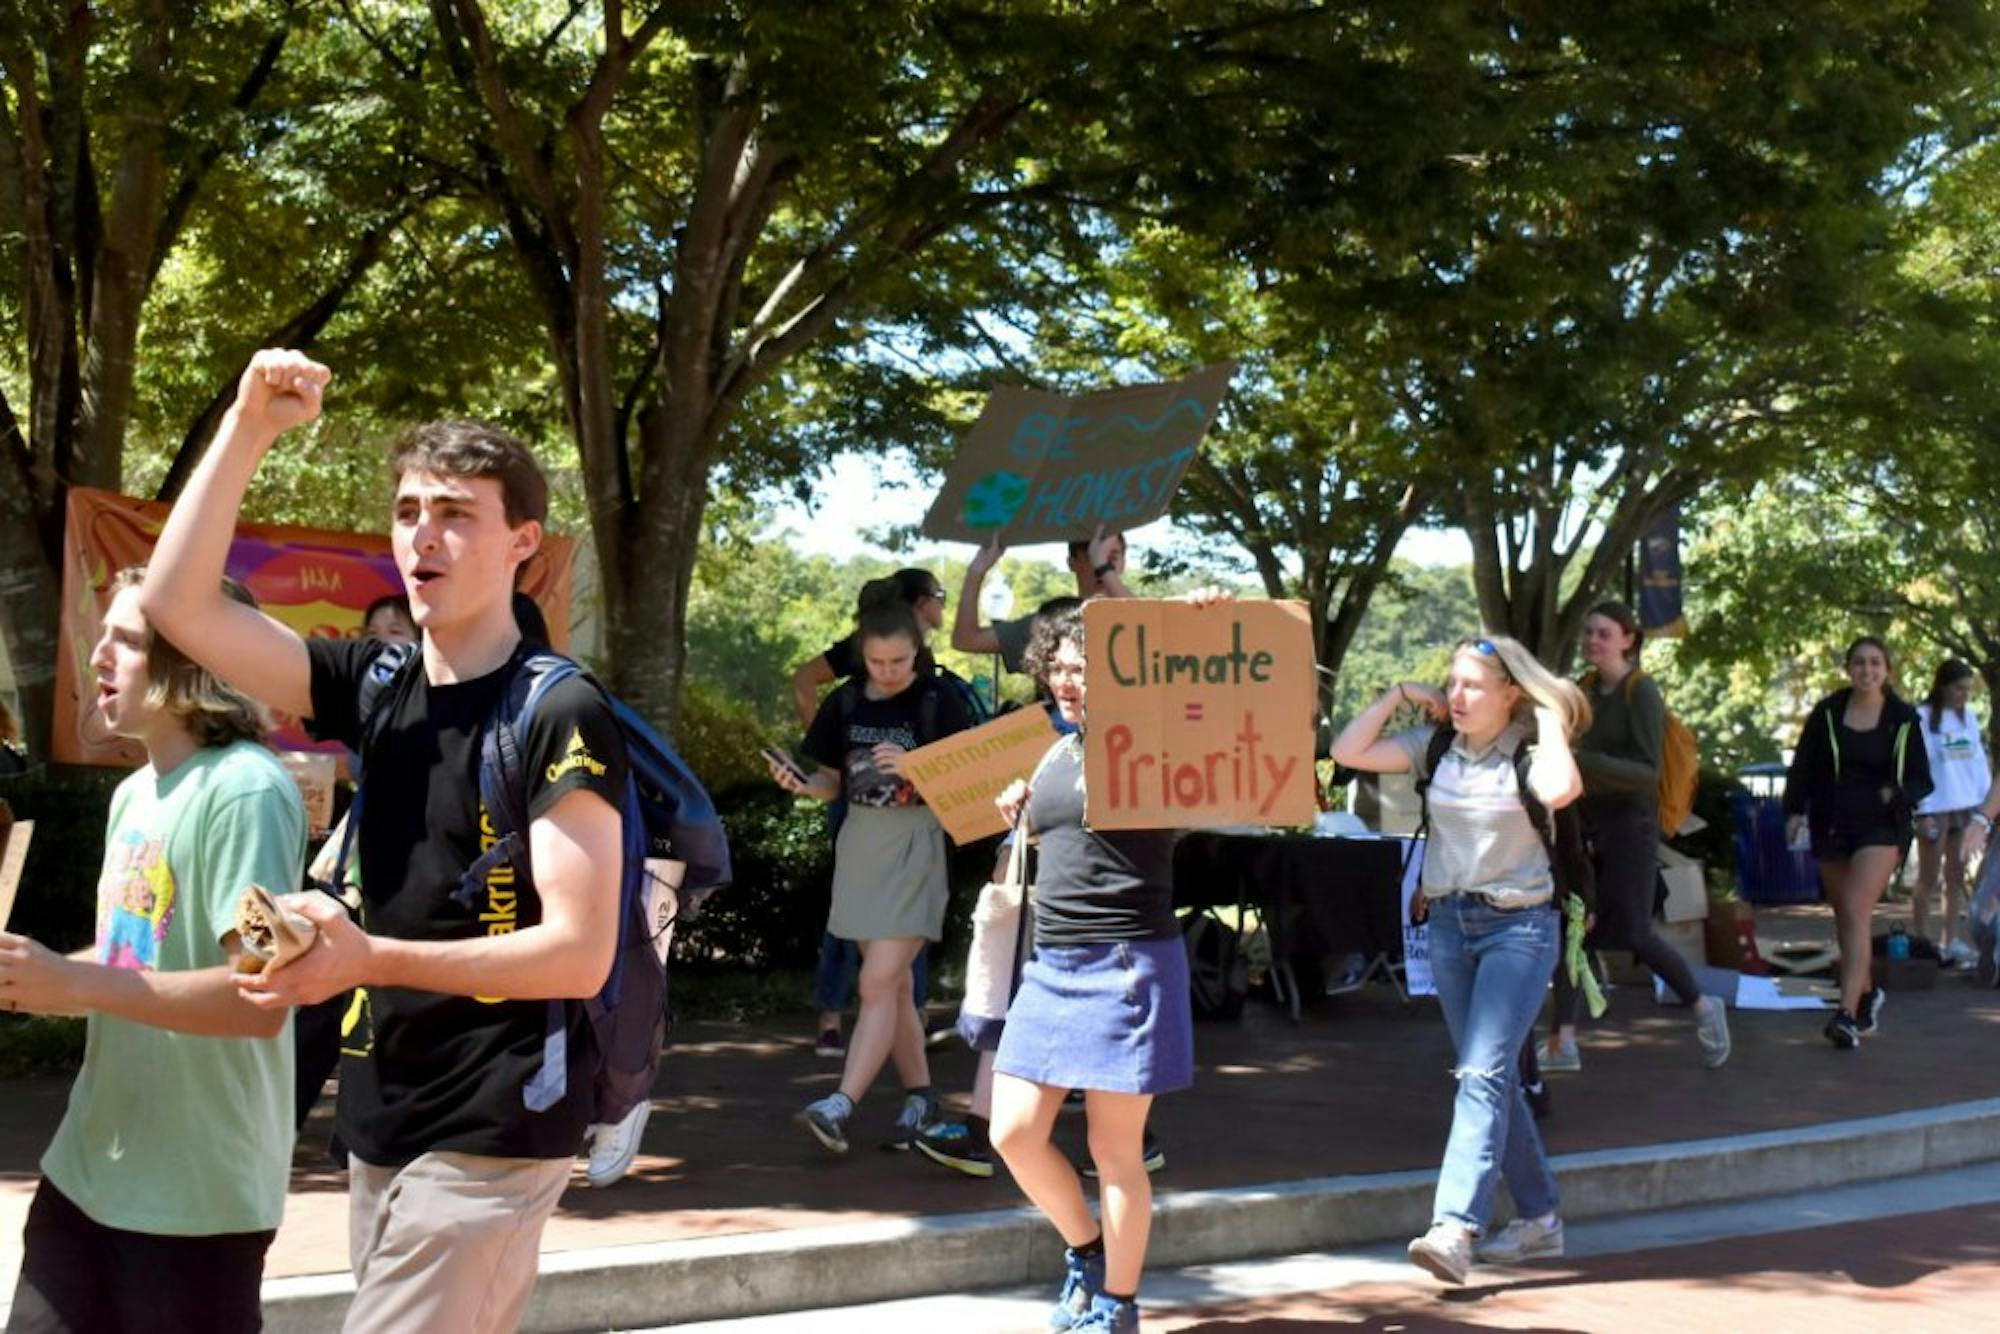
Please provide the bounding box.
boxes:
[1407,1220,1474,1284]
[582,1099,652,1188]
[1475,1213,1565,1263]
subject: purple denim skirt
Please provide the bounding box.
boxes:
[993,938,1194,1095]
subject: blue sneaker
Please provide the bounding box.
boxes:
[1072,1293,1140,1332]
[1047,1244,1106,1330]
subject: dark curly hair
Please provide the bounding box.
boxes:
[1022,600,1086,684]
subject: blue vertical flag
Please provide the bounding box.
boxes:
[1639,506,1688,637]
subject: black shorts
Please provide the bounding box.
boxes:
[1811,821,1904,860]
[7,1179,274,1334]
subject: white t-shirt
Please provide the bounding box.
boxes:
[1917,706,1991,814]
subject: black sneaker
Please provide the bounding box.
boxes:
[914,1121,995,1178]
[1856,986,1886,1035]
[1080,1131,1165,1178]
[1824,1009,1861,1049]
[1523,1076,1552,1120]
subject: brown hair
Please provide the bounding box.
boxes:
[1586,600,1644,664]
[856,580,923,650]
[389,420,549,527]
[109,566,269,748]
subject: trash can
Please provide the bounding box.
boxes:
[1729,770,1820,904]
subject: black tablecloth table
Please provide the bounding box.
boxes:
[1173,832,1408,1018]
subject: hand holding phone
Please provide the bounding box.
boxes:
[761,745,811,789]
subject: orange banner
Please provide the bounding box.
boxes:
[1082,599,1316,830]
[53,487,573,767]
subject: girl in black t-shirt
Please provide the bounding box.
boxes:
[986,601,1194,1334]
[1783,636,1933,1048]
[766,598,971,1155]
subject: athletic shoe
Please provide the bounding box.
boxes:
[1071,1293,1140,1332]
[1475,1213,1565,1263]
[915,1121,995,1178]
[880,1090,939,1151]
[924,1022,956,1050]
[581,1099,651,1188]
[1080,1130,1165,1178]
[1540,1033,1581,1072]
[814,1028,845,1058]
[1943,938,1978,969]
[797,1092,853,1154]
[1048,1244,1105,1330]
[1856,986,1886,1036]
[1695,996,1732,1069]
[1824,1009,1860,1049]
[1407,1220,1473,1285]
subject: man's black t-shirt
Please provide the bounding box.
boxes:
[801,674,972,808]
[1025,735,1178,945]
[307,637,629,1166]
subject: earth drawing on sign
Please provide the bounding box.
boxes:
[961,470,1030,529]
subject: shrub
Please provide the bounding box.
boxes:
[1,765,124,953]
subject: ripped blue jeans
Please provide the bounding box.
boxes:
[1425,892,1561,1232]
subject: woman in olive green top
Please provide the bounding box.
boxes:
[1545,602,1729,1072]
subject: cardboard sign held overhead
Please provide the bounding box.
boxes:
[902,706,1059,845]
[1083,599,1316,831]
[921,364,1236,544]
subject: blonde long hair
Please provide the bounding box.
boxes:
[1460,635,1591,740]
[109,566,270,749]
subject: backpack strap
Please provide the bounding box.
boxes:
[919,677,941,747]
[329,642,419,900]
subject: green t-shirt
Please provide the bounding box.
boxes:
[42,739,305,1236]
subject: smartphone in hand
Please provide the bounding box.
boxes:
[760,745,810,786]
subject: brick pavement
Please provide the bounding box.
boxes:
[1151,1200,2000,1331]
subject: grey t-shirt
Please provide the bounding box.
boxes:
[1394,722,1553,908]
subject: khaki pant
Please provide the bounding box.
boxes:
[344,1151,572,1334]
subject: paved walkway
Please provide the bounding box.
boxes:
[674,1163,2000,1331]
[1,903,1994,1298]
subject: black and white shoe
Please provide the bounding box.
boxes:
[1824,1009,1861,1050]
[1856,986,1886,1035]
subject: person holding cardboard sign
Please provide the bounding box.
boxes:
[1331,635,1589,1287]
[1,568,305,1334]
[953,529,1131,674]
[770,596,975,1157]
[987,599,1209,1334]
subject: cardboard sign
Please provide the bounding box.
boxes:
[920,364,1236,544]
[1083,599,1316,830]
[54,487,574,767]
[0,815,32,931]
[278,751,338,837]
[902,706,1059,844]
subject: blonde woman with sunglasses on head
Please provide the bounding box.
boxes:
[1332,635,1589,1285]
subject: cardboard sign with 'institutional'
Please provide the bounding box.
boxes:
[920,364,1236,544]
[902,706,1059,844]
[1083,599,1316,831]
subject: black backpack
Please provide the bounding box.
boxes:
[1411,724,1595,913]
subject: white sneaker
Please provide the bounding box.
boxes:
[1407,1220,1473,1284]
[582,1099,652,1188]
[1475,1213,1565,1263]
[1540,1033,1581,1072]
[1944,939,1978,968]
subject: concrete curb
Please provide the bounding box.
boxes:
[259,1096,2000,1332]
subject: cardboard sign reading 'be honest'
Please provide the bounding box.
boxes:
[902,706,1059,844]
[920,364,1235,544]
[1083,599,1316,831]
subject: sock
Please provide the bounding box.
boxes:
[1071,1235,1104,1259]
[903,1085,933,1103]
[1101,1291,1137,1304]
[967,1115,991,1148]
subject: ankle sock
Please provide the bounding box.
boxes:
[1072,1235,1104,1260]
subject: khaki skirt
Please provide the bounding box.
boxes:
[829,804,949,943]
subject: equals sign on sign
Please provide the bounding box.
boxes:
[1184,702,1206,722]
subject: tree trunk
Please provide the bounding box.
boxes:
[0,439,61,759]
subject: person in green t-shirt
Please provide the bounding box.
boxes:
[0,567,304,1334]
